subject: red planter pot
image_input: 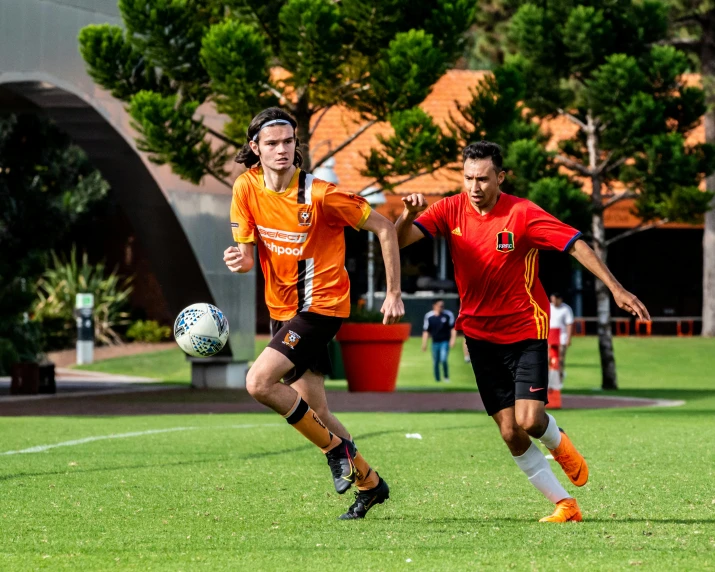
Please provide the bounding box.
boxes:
[335,323,411,392]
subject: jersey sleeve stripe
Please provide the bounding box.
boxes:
[297,259,307,312]
[236,236,255,244]
[355,205,371,230]
[524,248,549,339]
[562,231,582,252]
[297,171,307,204]
[303,173,314,205]
[300,258,315,312]
[423,311,434,330]
[413,221,432,239]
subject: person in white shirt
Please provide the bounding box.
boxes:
[549,293,574,380]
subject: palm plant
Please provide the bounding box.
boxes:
[33,247,133,347]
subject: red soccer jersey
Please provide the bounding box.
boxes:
[414,192,581,344]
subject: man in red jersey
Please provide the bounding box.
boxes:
[395,141,650,523]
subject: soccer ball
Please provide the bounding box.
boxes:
[173,303,229,358]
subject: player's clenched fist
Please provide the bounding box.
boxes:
[402,193,428,215]
[223,245,253,273]
[381,293,405,325]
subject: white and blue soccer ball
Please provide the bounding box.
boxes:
[174,303,229,358]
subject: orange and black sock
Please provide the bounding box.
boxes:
[353,451,380,490]
[283,396,341,452]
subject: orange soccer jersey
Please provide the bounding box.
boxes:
[230,167,371,321]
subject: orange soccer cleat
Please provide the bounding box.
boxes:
[549,429,589,487]
[539,498,583,523]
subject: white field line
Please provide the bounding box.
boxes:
[0,423,281,456]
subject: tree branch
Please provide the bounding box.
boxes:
[263,83,293,111]
[557,108,588,131]
[336,75,369,95]
[595,151,614,174]
[672,14,703,27]
[605,156,628,174]
[206,168,233,189]
[656,38,703,52]
[205,126,242,148]
[556,154,592,176]
[313,119,378,168]
[310,105,333,137]
[601,190,638,210]
[605,219,670,246]
[357,169,441,195]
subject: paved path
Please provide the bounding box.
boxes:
[0,368,164,402]
[0,383,683,416]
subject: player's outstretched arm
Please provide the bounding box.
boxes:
[395,194,429,248]
[223,243,255,274]
[568,239,651,320]
[361,211,405,325]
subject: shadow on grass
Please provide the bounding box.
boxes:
[394,517,715,525]
[567,388,715,405]
[0,428,424,482]
[0,444,315,482]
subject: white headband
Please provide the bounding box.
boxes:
[252,119,292,141]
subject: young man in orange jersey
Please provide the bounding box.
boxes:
[396,141,650,523]
[224,108,404,520]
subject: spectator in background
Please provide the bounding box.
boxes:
[549,293,574,380]
[422,300,457,382]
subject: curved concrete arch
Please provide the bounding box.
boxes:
[0,0,255,376]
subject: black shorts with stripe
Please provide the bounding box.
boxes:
[464,337,549,416]
[268,312,343,384]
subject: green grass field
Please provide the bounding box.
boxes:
[2,337,714,570]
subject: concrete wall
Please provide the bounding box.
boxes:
[0,0,255,363]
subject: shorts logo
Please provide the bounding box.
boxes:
[496,229,515,252]
[282,330,301,349]
[298,209,313,226]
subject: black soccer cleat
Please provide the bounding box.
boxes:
[325,438,357,494]
[338,476,390,520]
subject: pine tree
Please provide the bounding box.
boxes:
[457,0,715,388]
[78,0,474,189]
[663,0,715,336]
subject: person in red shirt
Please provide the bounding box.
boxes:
[395,141,650,523]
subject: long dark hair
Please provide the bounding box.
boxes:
[234,107,303,168]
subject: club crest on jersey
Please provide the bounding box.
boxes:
[496,229,515,252]
[282,330,301,349]
[298,209,313,227]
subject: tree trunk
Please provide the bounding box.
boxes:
[704,167,715,336]
[701,14,715,336]
[587,111,618,389]
[294,92,312,173]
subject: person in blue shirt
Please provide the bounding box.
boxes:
[422,299,457,383]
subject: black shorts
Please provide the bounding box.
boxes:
[268,312,343,384]
[464,337,549,416]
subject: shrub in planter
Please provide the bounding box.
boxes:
[127,320,171,343]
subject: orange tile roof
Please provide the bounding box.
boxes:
[310,70,705,229]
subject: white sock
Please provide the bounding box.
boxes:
[513,442,570,504]
[538,414,562,450]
